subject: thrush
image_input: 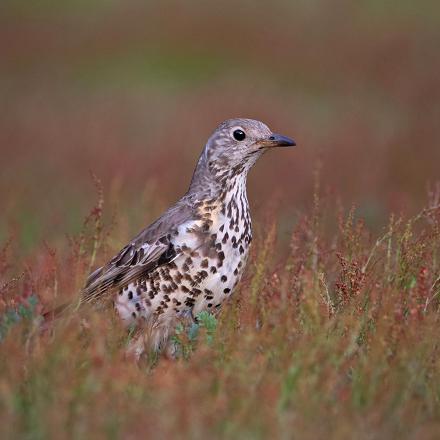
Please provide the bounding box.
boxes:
[83,118,295,357]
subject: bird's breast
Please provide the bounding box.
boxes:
[169,194,252,313]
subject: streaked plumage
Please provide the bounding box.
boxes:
[83,118,295,358]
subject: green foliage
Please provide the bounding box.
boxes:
[172,311,218,359]
[0,295,39,341]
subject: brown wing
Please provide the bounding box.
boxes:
[82,199,197,304]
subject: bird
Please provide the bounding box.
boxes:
[82,118,295,358]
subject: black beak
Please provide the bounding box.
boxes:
[266,133,296,147]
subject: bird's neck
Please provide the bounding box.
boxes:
[188,158,252,241]
[221,173,248,204]
[187,155,250,201]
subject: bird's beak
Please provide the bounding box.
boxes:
[261,133,296,148]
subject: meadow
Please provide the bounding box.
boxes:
[1,1,440,438]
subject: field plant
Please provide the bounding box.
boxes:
[0,183,439,439]
[1,2,440,438]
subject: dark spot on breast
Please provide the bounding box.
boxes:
[192,288,202,296]
[184,297,196,307]
[135,302,141,311]
[128,291,133,300]
[221,275,227,282]
[222,232,229,244]
[201,259,209,268]
[210,266,217,274]
[224,288,231,294]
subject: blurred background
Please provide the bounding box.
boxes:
[1,0,439,254]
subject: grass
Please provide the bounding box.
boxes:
[0,181,439,439]
[1,0,440,437]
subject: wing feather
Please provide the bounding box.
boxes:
[82,198,197,304]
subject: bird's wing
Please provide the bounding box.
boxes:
[82,199,197,304]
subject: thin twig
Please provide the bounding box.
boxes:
[362,230,393,274]
[318,272,334,318]
[423,273,440,313]
[0,271,26,294]
[362,204,440,275]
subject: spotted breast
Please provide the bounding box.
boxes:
[115,173,251,349]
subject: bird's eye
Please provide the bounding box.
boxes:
[233,129,246,141]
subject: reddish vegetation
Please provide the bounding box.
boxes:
[1,1,439,438]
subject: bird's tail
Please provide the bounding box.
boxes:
[41,296,83,330]
[42,301,73,321]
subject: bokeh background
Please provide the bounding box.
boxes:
[1,0,439,253]
[1,3,440,438]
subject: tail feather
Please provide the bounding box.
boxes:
[42,300,75,323]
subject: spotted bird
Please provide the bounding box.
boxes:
[83,118,296,358]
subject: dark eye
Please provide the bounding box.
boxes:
[233,129,246,141]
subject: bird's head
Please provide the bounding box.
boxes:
[190,118,295,192]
